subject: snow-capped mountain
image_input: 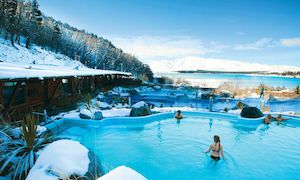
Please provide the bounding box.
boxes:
[148,56,300,73]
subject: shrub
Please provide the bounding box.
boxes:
[0,115,52,179]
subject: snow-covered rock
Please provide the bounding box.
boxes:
[96,101,112,109]
[132,101,148,108]
[79,109,93,119]
[113,103,129,109]
[96,94,106,101]
[130,101,151,117]
[26,140,90,180]
[98,166,147,180]
[153,85,162,90]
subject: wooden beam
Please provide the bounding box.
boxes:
[44,80,49,106]
[48,80,61,104]
[3,82,21,113]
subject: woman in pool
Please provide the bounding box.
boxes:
[205,135,225,161]
[175,110,183,120]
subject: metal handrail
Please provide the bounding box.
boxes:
[31,111,84,141]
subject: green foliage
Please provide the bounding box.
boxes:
[21,115,37,150]
[85,93,92,110]
[0,115,52,179]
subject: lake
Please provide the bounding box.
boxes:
[157,72,300,89]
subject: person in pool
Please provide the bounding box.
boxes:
[205,135,225,161]
[264,114,274,124]
[175,110,183,120]
[275,114,288,124]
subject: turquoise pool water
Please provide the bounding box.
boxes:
[55,113,300,180]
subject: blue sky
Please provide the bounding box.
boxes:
[39,0,300,66]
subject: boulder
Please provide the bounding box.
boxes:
[153,85,162,90]
[235,102,250,109]
[86,150,104,179]
[240,107,264,118]
[79,109,93,119]
[94,111,103,120]
[130,101,151,117]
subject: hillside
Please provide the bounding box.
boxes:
[148,56,300,73]
[0,38,84,68]
[0,0,153,81]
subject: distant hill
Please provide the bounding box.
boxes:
[0,0,153,81]
[148,56,300,73]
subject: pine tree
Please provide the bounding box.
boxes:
[6,0,18,46]
[51,24,61,52]
[31,0,42,24]
[0,0,7,30]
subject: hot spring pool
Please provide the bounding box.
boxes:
[51,112,300,180]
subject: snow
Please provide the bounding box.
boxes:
[101,108,131,117]
[227,109,242,114]
[26,140,90,180]
[0,42,130,80]
[132,101,148,108]
[0,62,130,80]
[98,166,147,180]
[152,107,206,113]
[148,56,300,73]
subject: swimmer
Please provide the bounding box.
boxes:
[205,135,224,161]
[275,114,288,125]
[175,110,183,120]
[264,114,274,124]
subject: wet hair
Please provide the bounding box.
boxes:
[267,114,272,118]
[214,135,221,150]
[177,110,181,114]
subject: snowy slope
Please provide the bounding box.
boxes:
[0,39,130,80]
[148,56,300,73]
[0,38,84,68]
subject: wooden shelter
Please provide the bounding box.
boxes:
[0,62,140,121]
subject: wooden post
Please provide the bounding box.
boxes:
[48,80,61,104]
[44,80,49,106]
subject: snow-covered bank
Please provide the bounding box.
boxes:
[98,166,147,180]
[148,56,300,73]
[26,140,90,180]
